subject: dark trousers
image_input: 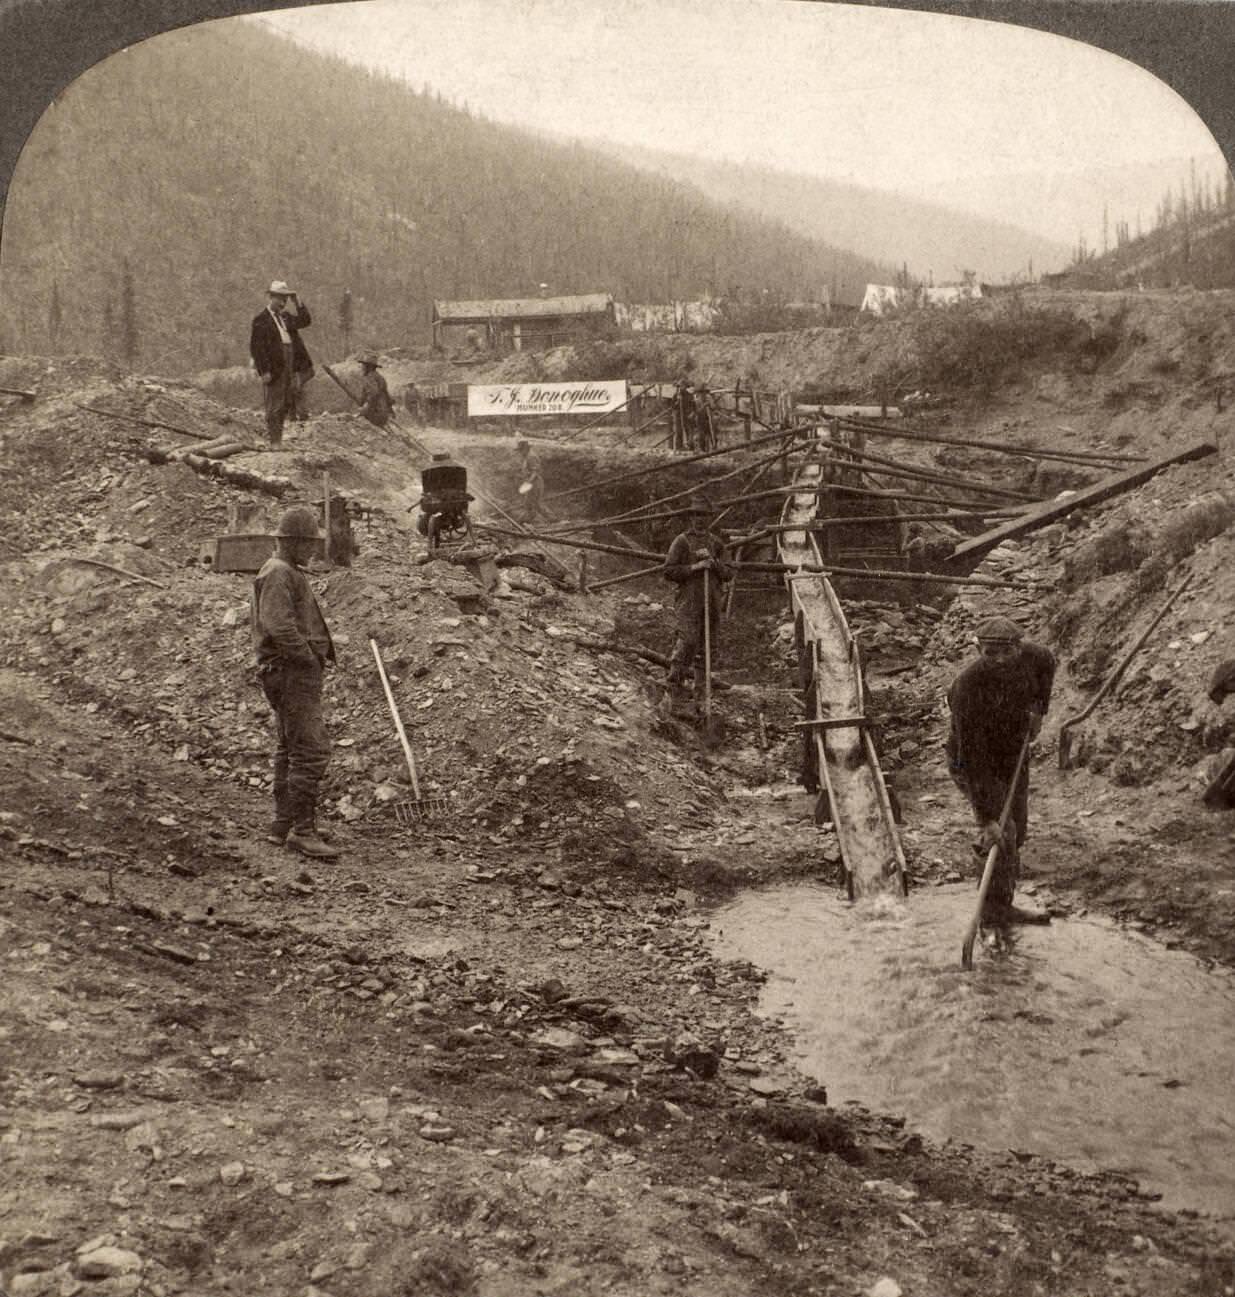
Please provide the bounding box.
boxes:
[960,764,1029,910]
[668,602,719,686]
[263,344,296,442]
[260,662,331,828]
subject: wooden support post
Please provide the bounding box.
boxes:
[769,562,1039,589]
[842,442,1037,502]
[481,526,663,564]
[837,414,1148,467]
[323,472,332,566]
[587,563,666,591]
[951,440,1219,563]
[793,716,871,731]
[546,425,803,503]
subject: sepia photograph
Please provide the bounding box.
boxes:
[0,0,1233,1292]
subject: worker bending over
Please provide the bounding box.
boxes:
[946,615,1054,925]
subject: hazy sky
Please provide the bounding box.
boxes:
[258,0,1225,204]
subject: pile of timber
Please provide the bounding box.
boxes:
[141,443,291,497]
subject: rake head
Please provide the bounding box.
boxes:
[392,796,449,825]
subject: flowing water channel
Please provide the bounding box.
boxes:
[711,883,1235,1226]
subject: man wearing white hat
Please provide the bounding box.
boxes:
[249,280,314,446]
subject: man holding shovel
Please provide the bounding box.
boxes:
[663,493,732,716]
[251,506,340,860]
[946,615,1054,925]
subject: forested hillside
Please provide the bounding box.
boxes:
[0,18,891,375]
[1055,165,1235,290]
[605,142,1073,285]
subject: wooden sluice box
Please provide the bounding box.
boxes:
[198,533,325,573]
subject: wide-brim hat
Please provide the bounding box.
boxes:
[274,505,320,538]
[268,280,293,296]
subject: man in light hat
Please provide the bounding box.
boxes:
[249,281,314,446]
[663,493,732,711]
[946,614,1055,924]
[251,506,339,859]
[355,352,394,428]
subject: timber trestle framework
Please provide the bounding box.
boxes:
[780,433,908,901]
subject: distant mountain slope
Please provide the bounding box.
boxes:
[911,154,1229,251]
[604,142,1073,284]
[0,20,891,375]
[1051,195,1235,291]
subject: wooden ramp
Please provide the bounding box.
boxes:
[781,457,907,900]
[951,441,1218,564]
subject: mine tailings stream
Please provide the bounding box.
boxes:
[711,883,1235,1229]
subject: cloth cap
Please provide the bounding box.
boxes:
[685,492,713,516]
[431,452,454,463]
[268,280,293,296]
[975,615,1022,642]
[355,351,380,367]
[274,506,320,539]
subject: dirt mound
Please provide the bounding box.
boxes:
[0,372,738,880]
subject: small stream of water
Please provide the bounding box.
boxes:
[711,883,1235,1225]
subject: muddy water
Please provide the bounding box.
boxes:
[712,884,1235,1223]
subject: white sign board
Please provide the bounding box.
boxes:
[467,380,627,418]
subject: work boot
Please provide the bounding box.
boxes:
[266,819,291,845]
[285,824,341,859]
[1002,903,1051,925]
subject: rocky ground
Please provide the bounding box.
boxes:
[3,288,1235,1297]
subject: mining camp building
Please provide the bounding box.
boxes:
[432,293,616,353]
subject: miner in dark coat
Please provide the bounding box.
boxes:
[251,506,339,859]
[355,352,394,428]
[946,615,1055,924]
[250,279,314,446]
[663,493,732,706]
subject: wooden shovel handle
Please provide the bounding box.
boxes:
[370,638,422,799]
[702,569,712,720]
[961,729,1033,970]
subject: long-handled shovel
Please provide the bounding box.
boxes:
[700,569,725,746]
[370,639,448,823]
[961,730,1033,971]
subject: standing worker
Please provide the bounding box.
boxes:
[673,380,696,451]
[403,380,426,427]
[945,615,1055,925]
[694,382,716,451]
[249,280,314,447]
[663,493,732,712]
[515,437,547,522]
[251,506,340,860]
[355,352,395,428]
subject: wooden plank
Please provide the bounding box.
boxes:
[950,440,1218,563]
[792,716,871,731]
